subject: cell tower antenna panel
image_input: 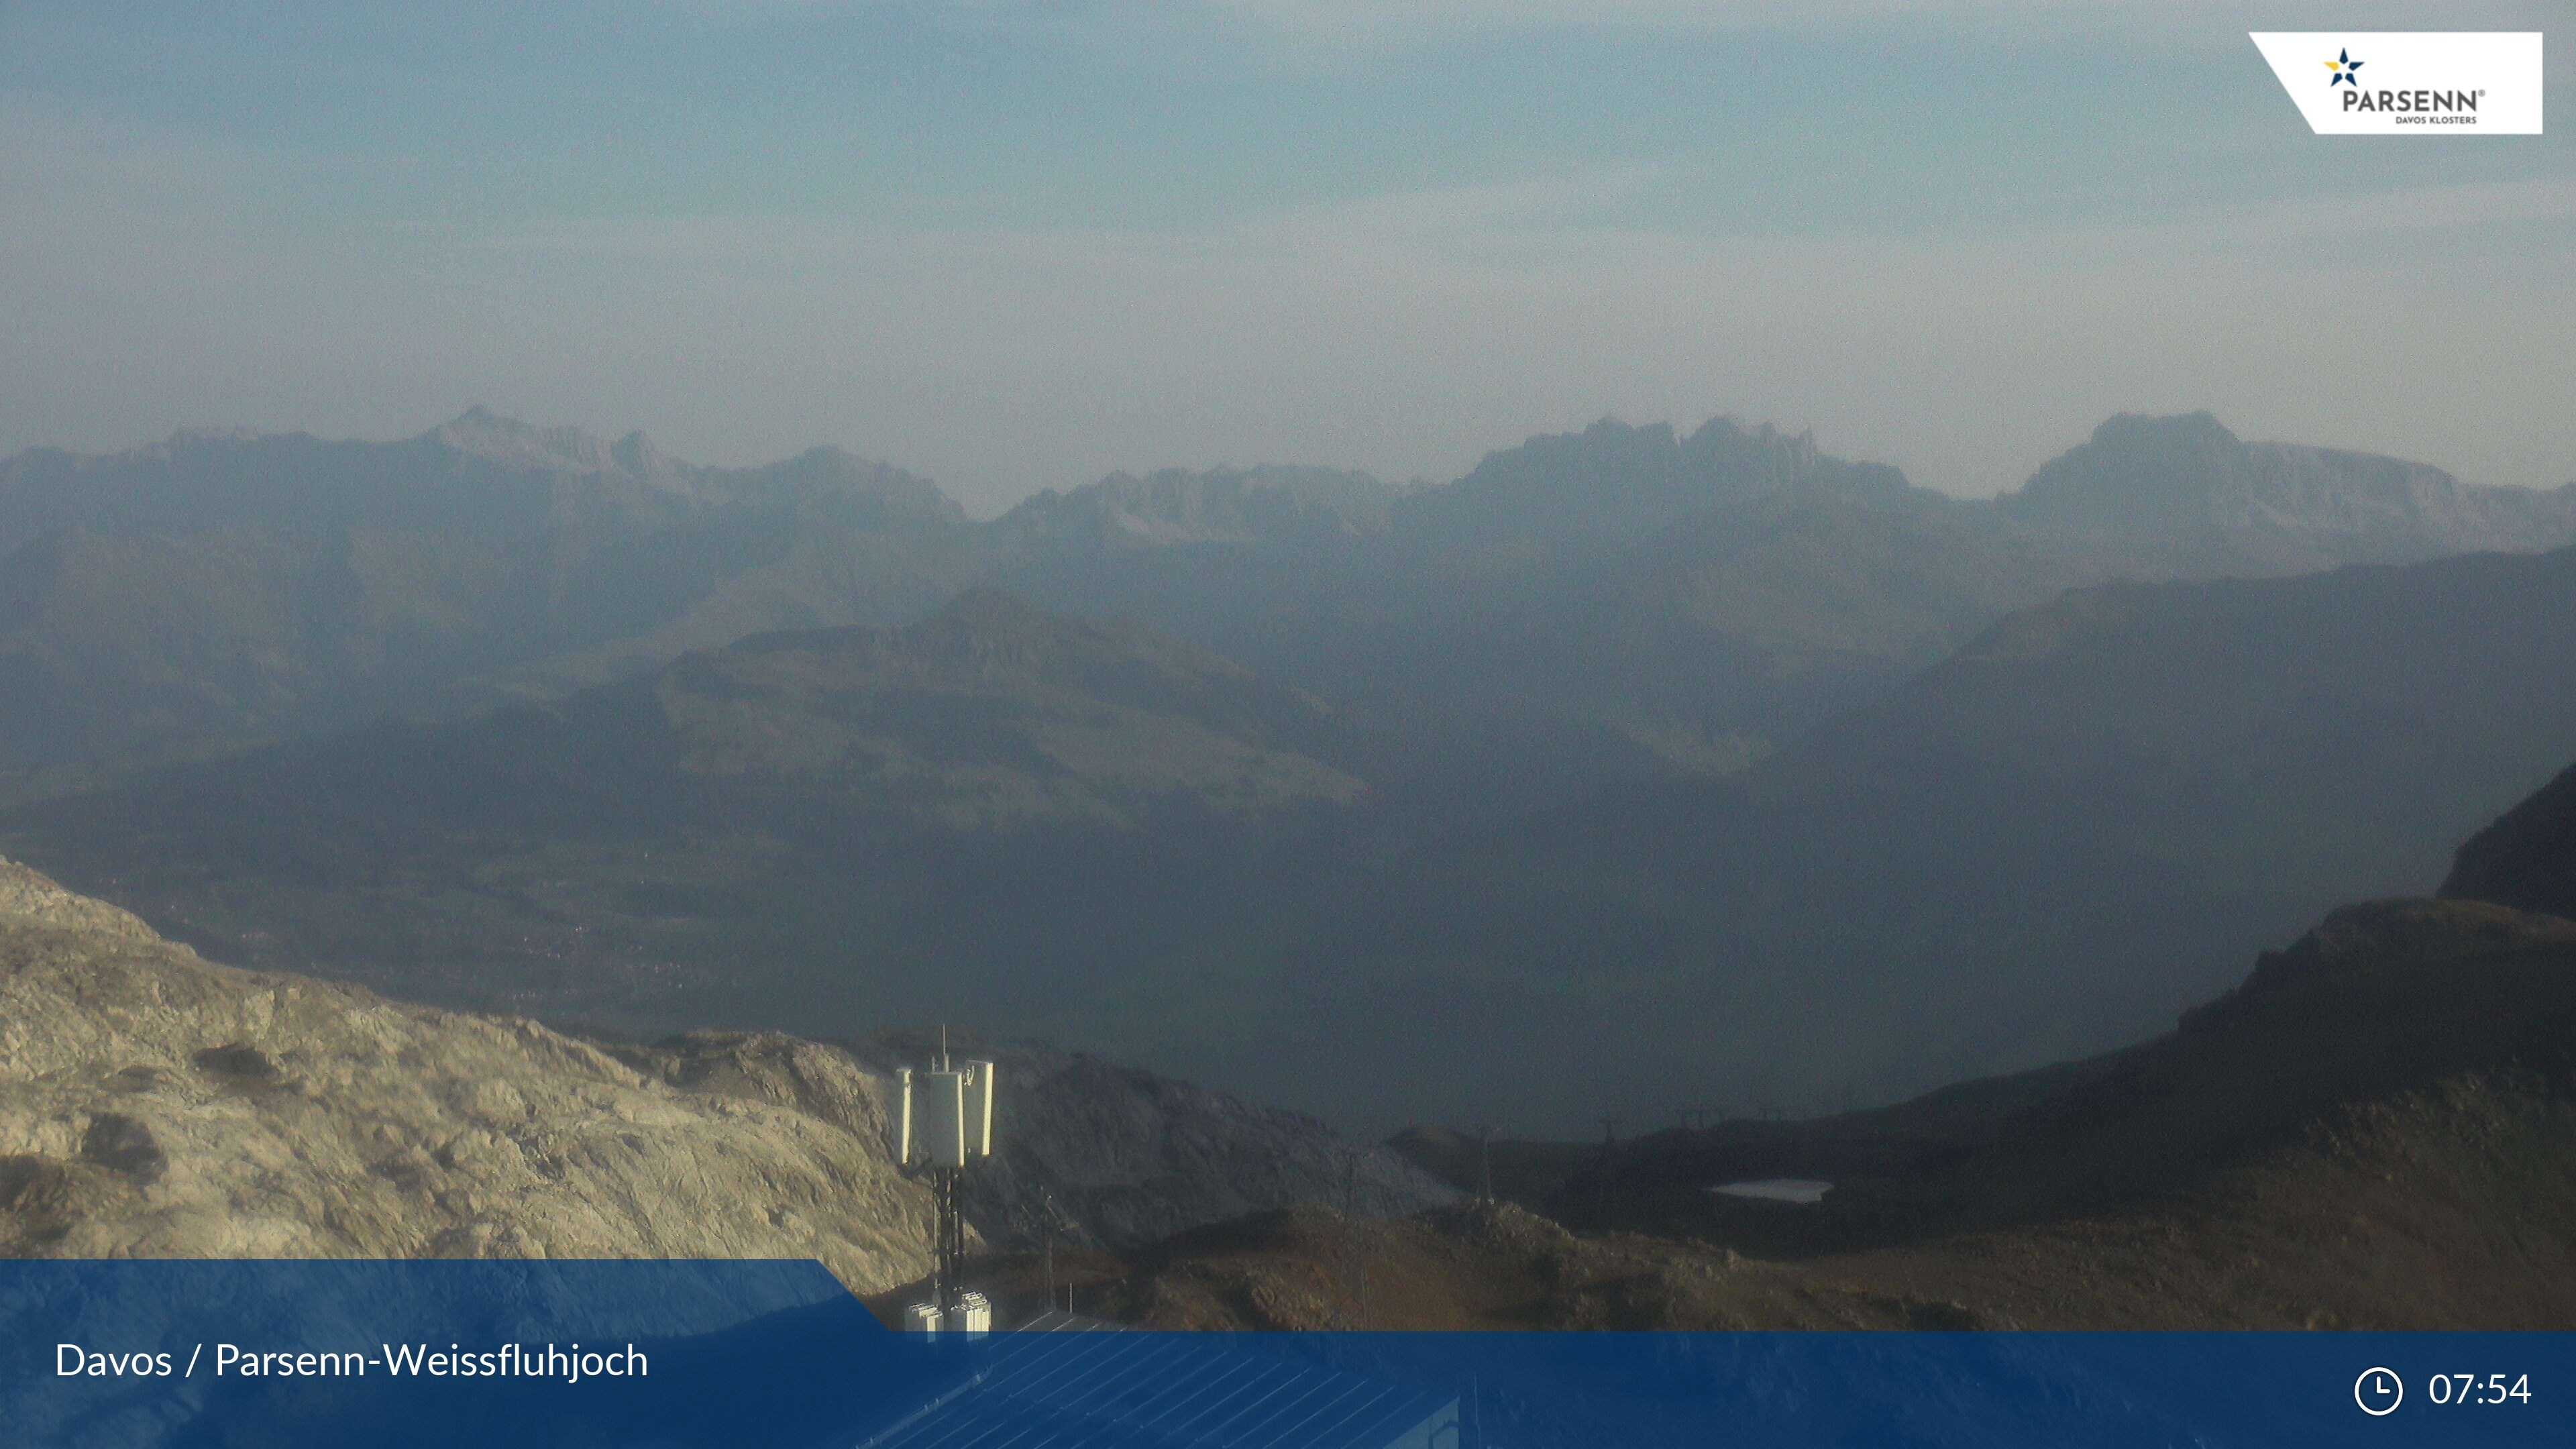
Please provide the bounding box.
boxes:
[894,1046,994,1326]
[964,1060,997,1158]
[919,1071,968,1169]
[895,1068,914,1167]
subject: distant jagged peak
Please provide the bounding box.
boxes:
[1462,414,1836,474]
[1996,411,2576,557]
[609,428,665,477]
[1462,414,1672,472]
[1458,412,1893,491]
[1685,413,1820,456]
[1407,412,1913,548]
[424,405,670,481]
[2033,410,2273,482]
[1999,411,2257,527]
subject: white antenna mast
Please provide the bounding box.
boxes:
[897,1025,996,1336]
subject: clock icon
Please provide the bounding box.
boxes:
[2355,1367,2404,1416]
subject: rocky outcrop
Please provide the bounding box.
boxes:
[0,857,1451,1285]
[0,857,935,1291]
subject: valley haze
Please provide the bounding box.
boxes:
[5,405,2574,1139]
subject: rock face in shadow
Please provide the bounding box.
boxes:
[0,856,936,1289]
[2445,759,2576,921]
[1116,899,2576,1331]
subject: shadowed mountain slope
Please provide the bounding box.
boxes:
[1103,897,2576,1332]
[615,587,1364,825]
[988,465,1402,553]
[1386,416,1910,564]
[0,412,973,772]
[0,592,1368,1041]
[1250,543,2576,1133]
[1556,898,2576,1247]
[2445,759,2576,921]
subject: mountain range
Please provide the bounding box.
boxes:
[11,408,2571,789]
[0,409,971,774]
[3,406,2573,1136]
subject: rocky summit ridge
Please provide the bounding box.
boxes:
[0,857,1452,1287]
[0,853,938,1285]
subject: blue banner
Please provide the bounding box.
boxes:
[1,1260,2565,1447]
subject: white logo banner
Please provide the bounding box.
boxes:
[2249,32,2542,135]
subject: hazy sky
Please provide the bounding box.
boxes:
[3,1,2568,514]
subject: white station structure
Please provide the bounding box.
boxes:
[896,1044,996,1336]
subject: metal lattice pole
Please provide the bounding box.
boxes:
[933,1169,967,1313]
